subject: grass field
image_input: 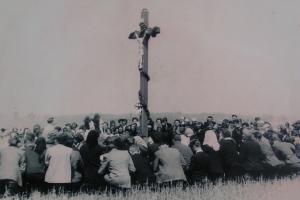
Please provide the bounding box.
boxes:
[1,177,300,200]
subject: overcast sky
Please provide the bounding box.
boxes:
[0,0,299,118]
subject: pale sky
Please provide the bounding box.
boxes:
[0,0,299,118]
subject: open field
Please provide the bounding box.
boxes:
[1,177,300,200]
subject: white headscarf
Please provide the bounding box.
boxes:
[203,130,220,151]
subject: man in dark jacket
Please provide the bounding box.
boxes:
[129,145,155,186]
[189,139,210,184]
[219,130,242,179]
[239,130,265,178]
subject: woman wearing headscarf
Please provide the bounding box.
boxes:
[79,130,106,192]
[203,130,220,151]
[202,129,224,182]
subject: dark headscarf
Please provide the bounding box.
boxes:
[84,116,90,130]
[86,130,99,148]
[93,114,100,131]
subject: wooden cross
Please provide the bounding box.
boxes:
[129,9,160,137]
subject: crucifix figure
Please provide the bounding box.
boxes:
[129,9,160,137]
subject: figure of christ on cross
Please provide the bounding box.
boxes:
[129,9,160,137]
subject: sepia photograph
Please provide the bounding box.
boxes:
[0,0,300,199]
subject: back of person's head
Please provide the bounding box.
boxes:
[151,132,162,144]
[160,131,171,146]
[222,130,232,138]
[55,133,68,145]
[86,130,99,148]
[64,134,74,148]
[113,137,124,150]
[105,136,123,150]
[35,137,46,155]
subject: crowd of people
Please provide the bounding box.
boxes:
[1,113,300,196]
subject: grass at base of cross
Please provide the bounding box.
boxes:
[2,176,300,200]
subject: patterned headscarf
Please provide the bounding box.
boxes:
[129,144,141,155]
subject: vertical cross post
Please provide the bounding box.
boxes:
[140,9,149,137]
[129,9,160,137]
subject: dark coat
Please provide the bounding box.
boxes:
[232,128,243,149]
[189,151,210,182]
[239,139,265,172]
[79,144,105,183]
[24,146,45,175]
[202,145,224,175]
[130,154,155,185]
[219,138,240,174]
[190,130,205,146]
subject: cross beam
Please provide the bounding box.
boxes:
[129,9,160,137]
